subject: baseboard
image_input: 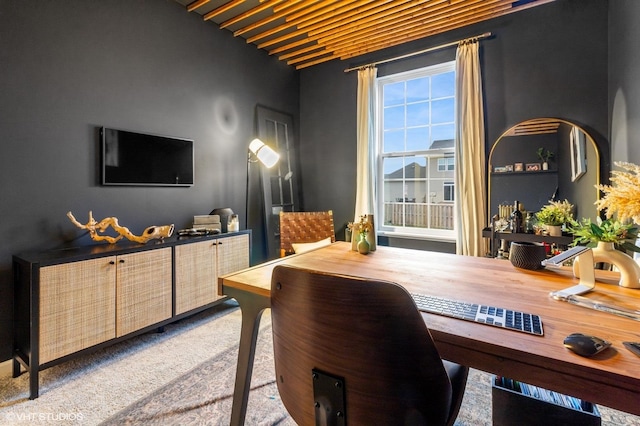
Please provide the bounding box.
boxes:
[0,360,12,379]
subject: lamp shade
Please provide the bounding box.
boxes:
[249,138,279,168]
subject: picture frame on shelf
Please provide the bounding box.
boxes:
[526,163,541,172]
[494,166,509,173]
[505,164,514,172]
[514,162,524,172]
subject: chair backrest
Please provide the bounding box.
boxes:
[270,265,454,426]
[279,210,335,257]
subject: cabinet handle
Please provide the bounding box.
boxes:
[119,259,125,264]
[109,261,115,265]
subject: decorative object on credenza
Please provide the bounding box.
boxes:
[509,242,547,270]
[193,214,221,233]
[67,211,174,244]
[210,208,235,233]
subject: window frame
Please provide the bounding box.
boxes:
[375,61,457,241]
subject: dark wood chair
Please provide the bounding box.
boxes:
[279,211,335,257]
[270,265,469,426]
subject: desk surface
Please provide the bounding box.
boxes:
[220,242,640,416]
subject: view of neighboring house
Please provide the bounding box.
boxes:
[383,139,455,230]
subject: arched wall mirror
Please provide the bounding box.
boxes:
[488,118,600,223]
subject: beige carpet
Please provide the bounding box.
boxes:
[0,301,637,425]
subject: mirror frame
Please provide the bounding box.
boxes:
[488,117,600,222]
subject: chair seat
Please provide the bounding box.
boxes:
[270,265,469,426]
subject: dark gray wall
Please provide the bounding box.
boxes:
[299,0,609,253]
[0,0,298,361]
[609,0,640,165]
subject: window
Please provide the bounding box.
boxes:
[443,181,454,202]
[376,61,456,239]
[437,157,455,172]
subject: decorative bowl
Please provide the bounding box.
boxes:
[509,242,546,270]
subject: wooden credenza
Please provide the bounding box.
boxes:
[13,230,251,399]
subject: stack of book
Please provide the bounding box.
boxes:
[492,375,601,426]
[192,215,221,233]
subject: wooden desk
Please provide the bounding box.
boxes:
[219,242,640,425]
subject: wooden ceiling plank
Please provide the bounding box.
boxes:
[278,42,324,60]
[273,0,320,14]
[307,0,460,37]
[186,0,211,12]
[322,1,508,54]
[287,0,369,26]
[268,0,430,55]
[203,0,247,21]
[297,0,414,32]
[286,47,333,64]
[268,35,314,54]
[285,4,502,64]
[245,0,337,43]
[335,10,508,58]
[316,0,503,46]
[332,0,552,59]
[264,0,427,50]
[234,0,319,36]
[335,4,513,59]
[221,0,286,29]
[181,0,557,69]
[292,52,341,69]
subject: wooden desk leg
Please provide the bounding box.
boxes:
[226,288,269,426]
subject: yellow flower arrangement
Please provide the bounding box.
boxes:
[348,215,373,237]
[596,161,640,224]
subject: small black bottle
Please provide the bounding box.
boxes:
[510,200,523,233]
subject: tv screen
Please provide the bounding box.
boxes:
[101,127,194,186]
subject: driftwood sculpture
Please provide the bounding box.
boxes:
[67,211,174,244]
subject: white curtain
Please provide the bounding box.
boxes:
[455,40,486,256]
[354,66,378,220]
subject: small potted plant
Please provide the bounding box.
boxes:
[536,147,554,170]
[568,216,640,288]
[535,199,573,236]
[569,217,640,252]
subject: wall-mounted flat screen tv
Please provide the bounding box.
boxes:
[101,127,194,186]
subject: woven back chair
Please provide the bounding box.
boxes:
[271,265,470,426]
[279,211,335,257]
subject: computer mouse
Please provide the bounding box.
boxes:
[563,333,611,357]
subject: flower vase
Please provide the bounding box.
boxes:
[351,223,360,251]
[365,214,376,251]
[546,225,562,237]
[542,161,549,171]
[573,241,640,289]
[357,234,370,254]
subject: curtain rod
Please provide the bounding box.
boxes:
[343,31,492,73]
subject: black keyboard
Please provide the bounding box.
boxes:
[411,293,544,336]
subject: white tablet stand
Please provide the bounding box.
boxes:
[543,246,595,299]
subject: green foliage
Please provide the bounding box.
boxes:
[536,147,554,163]
[569,217,640,253]
[535,199,573,226]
